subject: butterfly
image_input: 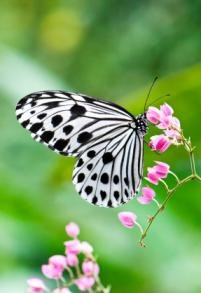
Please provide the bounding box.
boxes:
[15,90,148,208]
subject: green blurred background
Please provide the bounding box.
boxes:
[0,1,201,292]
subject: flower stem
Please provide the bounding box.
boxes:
[139,174,200,247]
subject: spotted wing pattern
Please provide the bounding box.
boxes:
[16,90,144,207]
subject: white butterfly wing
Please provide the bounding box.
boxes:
[16,90,144,207]
[73,129,144,207]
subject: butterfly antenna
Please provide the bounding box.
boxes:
[147,93,170,108]
[144,76,158,112]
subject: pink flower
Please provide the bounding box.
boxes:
[149,135,171,153]
[27,278,48,292]
[165,129,181,140]
[118,212,137,229]
[53,288,72,293]
[160,103,174,116]
[41,255,66,280]
[65,222,80,238]
[74,276,95,291]
[64,239,80,255]
[170,116,181,130]
[146,106,161,124]
[82,260,100,277]
[146,168,160,185]
[137,187,155,204]
[80,241,94,256]
[49,255,67,269]
[154,161,169,178]
[157,115,172,129]
[66,253,79,267]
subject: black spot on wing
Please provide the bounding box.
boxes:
[77,158,84,167]
[92,196,98,204]
[102,152,114,164]
[63,125,73,135]
[114,191,120,200]
[87,150,96,158]
[70,104,86,116]
[87,163,93,170]
[54,139,69,151]
[40,131,54,143]
[77,132,92,144]
[78,173,85,183]
[113,175,119,184]
[37,113,47,120]
[30,122,43,133]
[85,186,93,195]
[21,120,30,128]
[100,190,107,200]
[101,173,109,184]
[51,115,63,127]
[91,173,97,181]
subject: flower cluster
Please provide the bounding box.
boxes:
[118,102,200,246]
[27,222,108,293]
[147,103,182,152]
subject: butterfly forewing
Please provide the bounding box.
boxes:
[16,90,146,207]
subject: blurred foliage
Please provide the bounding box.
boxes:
[0,1,201,292]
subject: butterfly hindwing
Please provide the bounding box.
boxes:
[16,90,145,207]
[73,128,144,207]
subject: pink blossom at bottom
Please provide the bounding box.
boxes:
[66,253,79,267]
[146,169,160,185]
[27,278,48,293]
[137,187,155,204]
[154,161,170,178]
[82,260,100,277]
[41,264,63,280]
[65,222,80,238]
[118,212,137,229]
[64,239,81,255]
[149,135,171,153]
[74,276,95,291]
[49,255,67,270]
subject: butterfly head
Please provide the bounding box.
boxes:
[134,113,148,136]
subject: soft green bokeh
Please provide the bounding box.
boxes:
[0,1,201,292]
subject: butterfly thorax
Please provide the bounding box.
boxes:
[130,113,148,136]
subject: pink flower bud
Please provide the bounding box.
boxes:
[157,115,172,129]
[27,278,48,293]
[64,239,80,255]
[80,241,94,256]
[41,255,66,280]
[170,116,181,130]
[53,289,72,293]
[74,276,95,291]
[118,212,137,229]
[49,255,67,270]
[146,167,160,185]
[137,187,155,204]
[160,103,174,116]
[146,106,161,124]
[154,161,169,178]
[66,253,79,267]
[82,260,100,277]
[165,129,181,140]
[65,222,80,238]
[149,135,171,153]
[42,264,63,280]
